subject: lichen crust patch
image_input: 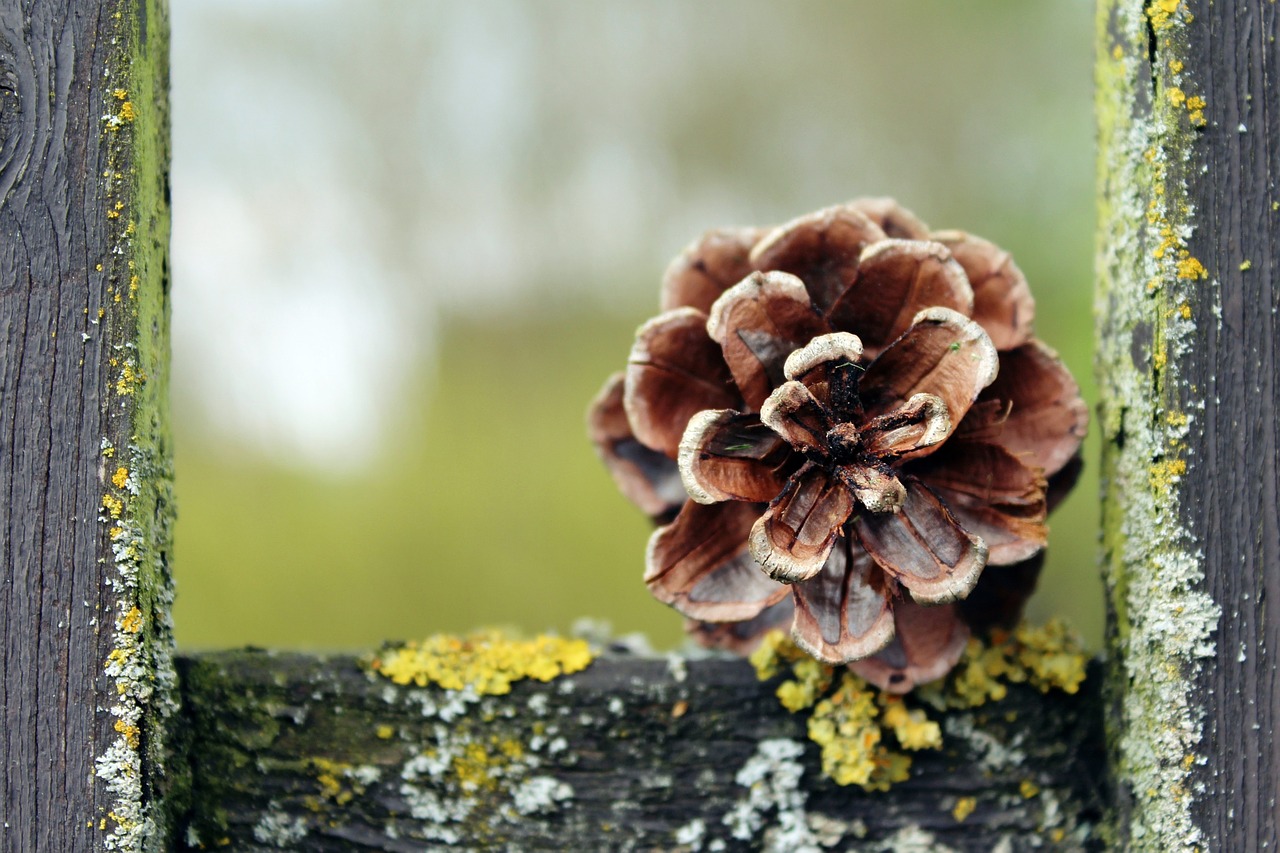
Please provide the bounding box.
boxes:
[92,0,177,848]
[369,630,595,695]
[1095,1,1221,848]
[748,620,1087,793]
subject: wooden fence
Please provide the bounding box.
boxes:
[1,1,1276,849]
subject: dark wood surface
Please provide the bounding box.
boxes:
[1096,0,1280,847]
[177,650,1105,852]
[1180,3,1280,846]
[1,1,174,850]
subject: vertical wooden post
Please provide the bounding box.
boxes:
[0,1,176,850]
[1097,0,1279,847]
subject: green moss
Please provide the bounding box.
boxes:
[180,649,587,848]
[174,658,281,846]
[1094,2,1220,848]
[92,0,178,851]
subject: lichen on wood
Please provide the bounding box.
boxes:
[95,2,180,848]
[1,0,176,849]
[746,621,1088,794]
[176,643,1104,851]
[1094,1,1228,847]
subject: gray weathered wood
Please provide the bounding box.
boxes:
[1095,1,1279,848]
[0,0,176,850]
[175,650,1104,852]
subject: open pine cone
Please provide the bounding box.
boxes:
[588,199,1087,692]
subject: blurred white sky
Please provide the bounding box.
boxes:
[170,0,1093,469]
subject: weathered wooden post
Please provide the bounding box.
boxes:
[1096,0,1280,848]
[1,0,177,850]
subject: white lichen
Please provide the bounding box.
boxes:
[96,437,176,852]
[942,715,1025,772]
[349,764,382,786]
[251,808,308,846]
[876,825,957,853]
[388,692,586,845]
[675,817,707,849]
[666,652,689,684]
[723,738,826,852]
[1096,4,1223,848]
[511,776,573,815]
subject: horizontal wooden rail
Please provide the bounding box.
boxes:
[176,650,1105,851]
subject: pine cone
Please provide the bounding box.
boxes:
[588,199,1087,692]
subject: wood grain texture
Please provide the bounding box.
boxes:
[177,651,1105,852]
[1178,3,1280,846]
[0,0,174,850]
[1096,1,1279,848]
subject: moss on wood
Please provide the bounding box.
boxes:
[1094,1,1220,848]
[176,643,1104,850]
[93,0,179,848]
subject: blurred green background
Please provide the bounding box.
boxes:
[169,1,1101,651]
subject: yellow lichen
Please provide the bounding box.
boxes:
[1150,458,1188,491]
[1153,225,1179,260]
[112,466,130,489]
[369,630,593,695]
[118,101,136,122]
[308,758,358,805]
[952,796,977,822]
[1166,87,1186,107]
[1185,95,1207,126]
[1146,0,1183,32]
[749,629,800,681]
[114,719,140,749]
[807,673,895,789]
[102,493,124,519]
[1240,260,1252,271]
[880,696,942,750]
[1177,303,1191,320]
[1176,257,1208,280]
[375,724,395,740]
[120,606,142,634]
[776,657,833,712]
[753,622,1085,789]
[917,619,1088,710]
[1021,779,1041,799]
[1012,621,1089,694]
[1169,59,1184,73]
[114,362,147,396]
[442,735,528,794]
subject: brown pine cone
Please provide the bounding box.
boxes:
[588,199,1087,693]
